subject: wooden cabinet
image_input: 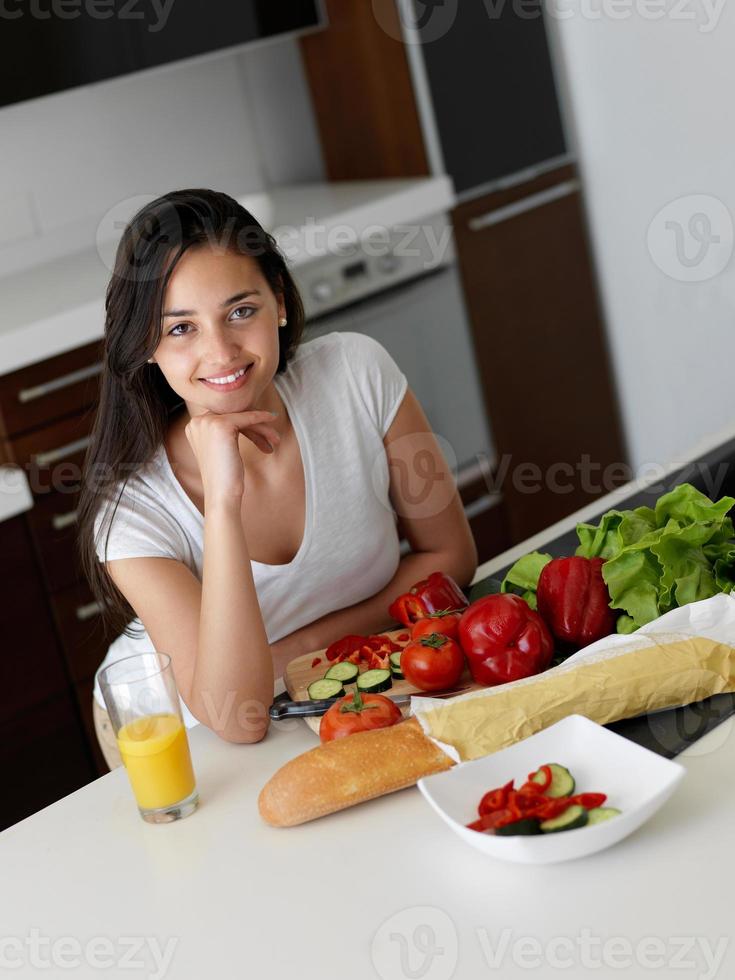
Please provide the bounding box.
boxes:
[0,513,94,831]
[452,165,628,541]
[0,340,113,827]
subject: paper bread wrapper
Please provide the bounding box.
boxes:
[412,593,735,762]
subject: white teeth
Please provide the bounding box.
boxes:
[204,366,248,385]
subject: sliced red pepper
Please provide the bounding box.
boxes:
[388,594,429,627]
[311,657,322,668]
[478,780,514,816]
[569,793,607,810]
[325,634,369,662]
[398,633,410,642]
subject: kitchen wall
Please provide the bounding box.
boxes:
[545,1,735,475]
[0,38,325,279]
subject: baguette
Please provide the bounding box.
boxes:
[258,716,454,827]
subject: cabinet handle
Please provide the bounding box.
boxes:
[52,509,78,531]
[468,179,580,232]
[76,601,103,622]
[33,435,92,468]
[17,361,103,404]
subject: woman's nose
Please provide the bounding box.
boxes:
[202,327,240,364]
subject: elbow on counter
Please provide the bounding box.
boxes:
[185,688,271,745]
[217,719,270,745]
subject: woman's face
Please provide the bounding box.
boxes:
[152,245,286,418]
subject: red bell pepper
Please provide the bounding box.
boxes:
[388,571,468,627]
[536,556,616,648]
[457,593,554,687]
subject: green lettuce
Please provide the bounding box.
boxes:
[576,483,735,631]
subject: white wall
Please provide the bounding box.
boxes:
[545,1,735,473]
[0,38,325,277]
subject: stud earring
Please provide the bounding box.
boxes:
[278,318,287,327]
[147,358,155,364]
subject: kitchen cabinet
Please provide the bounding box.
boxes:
[417,0,567,195]
[452,163,628,540]
[0,513,94,831]
[0,340,115,794]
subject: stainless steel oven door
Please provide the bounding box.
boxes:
[303,261,494,482]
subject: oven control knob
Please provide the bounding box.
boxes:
[378,253,401,274]
[311,279,334,303]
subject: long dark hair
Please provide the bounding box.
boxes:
[77,188,305,639]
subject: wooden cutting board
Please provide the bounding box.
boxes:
[283,628,478,734]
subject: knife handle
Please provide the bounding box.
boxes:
[269,697,336,720]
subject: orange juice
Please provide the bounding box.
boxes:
[116,713,196,810]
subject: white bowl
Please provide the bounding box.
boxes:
[417,714,685,865]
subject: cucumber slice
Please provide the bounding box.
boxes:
[324,662,359,684]
[587,806,621,825]
[307,678,345,701]
[356,668,392,693]
[540,804,588,833]
[494,818,541,837]
[389,652,403,671]
[531,763,575,798]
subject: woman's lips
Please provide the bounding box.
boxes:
[199,363,253,393]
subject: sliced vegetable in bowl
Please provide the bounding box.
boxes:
[417,715,685,864]
[466,763,614,837]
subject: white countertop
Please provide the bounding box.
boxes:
[0,711,731,979]
[0,177,453,377]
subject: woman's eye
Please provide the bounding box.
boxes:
[231,305,256,320]
[168,322,191,336]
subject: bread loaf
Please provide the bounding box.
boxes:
[258,716,454,827]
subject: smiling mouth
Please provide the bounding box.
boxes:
[198,363,255,391]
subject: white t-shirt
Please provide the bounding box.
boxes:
[92,331,408,727]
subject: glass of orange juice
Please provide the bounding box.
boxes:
[98,653,199,824]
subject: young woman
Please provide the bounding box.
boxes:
[78,189,478,769]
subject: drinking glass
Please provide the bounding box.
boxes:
[98,652,199,823]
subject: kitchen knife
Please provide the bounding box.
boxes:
[269,686,473,720]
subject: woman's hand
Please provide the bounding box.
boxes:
[184,410,281,504]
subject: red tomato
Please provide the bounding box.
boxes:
[410,611,462,642]
[400,632,465,692]
[319,691,402,743]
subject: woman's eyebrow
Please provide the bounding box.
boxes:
[162,289,261,318]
